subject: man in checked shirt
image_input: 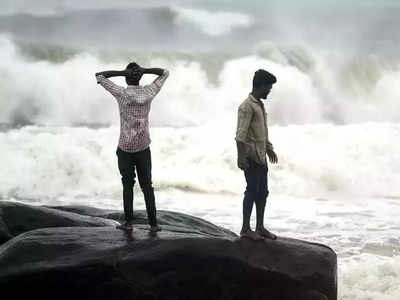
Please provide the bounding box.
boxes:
[96,62,169,232]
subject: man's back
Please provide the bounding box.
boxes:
[96,70,169,152]
[95,63,168,232]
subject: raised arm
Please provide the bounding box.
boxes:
[142,68,170,99]
[95,70,129,79]
[142,68,164,76]
[95,69,129,98]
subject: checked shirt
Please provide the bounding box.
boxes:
[96,69,169,152]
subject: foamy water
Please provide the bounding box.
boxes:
[1,124,400,299]
[1,123,399,199]
[1,1,400,298]
[0,34,400,126]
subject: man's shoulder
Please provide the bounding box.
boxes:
[238,96,253,111]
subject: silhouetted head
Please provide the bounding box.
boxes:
[252,69,277,100]
[125,62,142,86]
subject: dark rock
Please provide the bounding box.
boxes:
[45,204,238,239]
[0,202,337,300]
[304,290,330,300]
[0,214,12,245]
[0,201,119,244]
[45,204,120,217]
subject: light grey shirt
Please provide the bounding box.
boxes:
[236,94,273,165]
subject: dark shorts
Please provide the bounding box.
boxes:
[244,158,269,199]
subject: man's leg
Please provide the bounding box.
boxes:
[242,189,254,232]
[134,147,160,231]
[240,159,263,240]
[255,164,268,230]
[116,148,136,227]
[255,164,276,240]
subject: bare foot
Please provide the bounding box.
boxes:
[240,229,264,241]
[150,225,162,233]
[116,222,133,231]
[255,227,277,240]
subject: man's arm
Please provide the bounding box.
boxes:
[95,70,128,79]
[264,114,278,164]
[235,104,253,170]
[265,128,278,164]
[142,68,170,99]
[95,70,129,99]
[143,68,164,76]
[266,143,278,164]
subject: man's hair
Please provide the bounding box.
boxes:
[125,62,140,85]
[126,62,139,70]
[253,69,277,89]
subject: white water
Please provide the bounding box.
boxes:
[1,1,400,298]
[1,35,400,126]
[1,123,400,299]
[1,123,399,200]
[172,6,254,36]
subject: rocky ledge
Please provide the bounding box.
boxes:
[0,201,336,300]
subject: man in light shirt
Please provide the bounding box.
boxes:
[96,62,169,232]
[236,69,278,241]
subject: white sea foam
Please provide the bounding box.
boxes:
[1,115,400,300]
[1,123,399,201]
[1,35,399,127]
[339,255,400,300]
[1,2,400,299]
[171,6,253,36]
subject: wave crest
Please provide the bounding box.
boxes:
[171,6,253,36]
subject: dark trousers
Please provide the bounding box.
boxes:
[116,147,157,226]
[243,159,269,227]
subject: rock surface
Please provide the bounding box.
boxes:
[46,204,238,239]
[0,201,119,244]
[0,202,337,300]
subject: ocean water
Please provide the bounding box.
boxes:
[1,1,400,299]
